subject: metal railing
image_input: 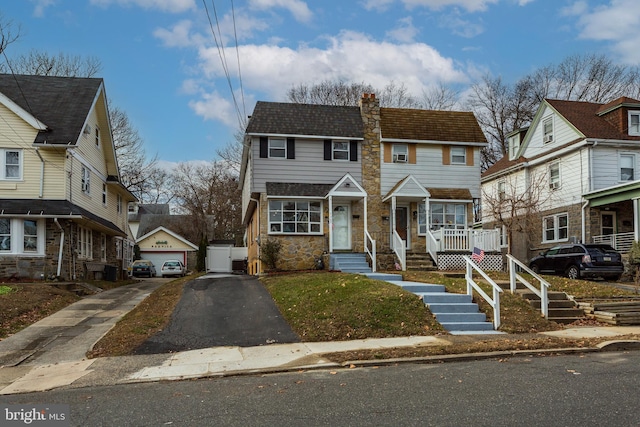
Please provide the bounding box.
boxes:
[463,255,502,329]
[365,231,377,273]
[592,232,635,253]
[507,254,550,318]
[392,230,406,271]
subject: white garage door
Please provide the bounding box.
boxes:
[140,252,185,276]
[207,246,232,273]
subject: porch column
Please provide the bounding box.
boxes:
[363,196,368,252]
[328,196,333,252]
[634,197,640,242]
[391,196,397,249]
[424,198,429,252]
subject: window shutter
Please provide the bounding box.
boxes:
[383,143,392,163]
[466,146,474,166]
[442,145,451,165]
[324,140,332,160]
[409,144,417,164]
[350,140,358,161]
[260,137,268,158]
[287,138,295,159]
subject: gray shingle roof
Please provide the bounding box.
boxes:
[246,101,363,138]
[0,199,125,235]
[266,182,334,197]
[0,74,103,145]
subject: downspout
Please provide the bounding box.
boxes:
[35,148,44,198]
[54,218,64,278]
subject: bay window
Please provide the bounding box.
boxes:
[0,218,44,254]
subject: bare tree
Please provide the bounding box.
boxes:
[171,162,243,244]
[0,13,19,57]
[421,82,459,110]
[481,169,554,255]
[216,128,245,174]
[3,50,102,77]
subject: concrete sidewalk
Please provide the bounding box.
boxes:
[1,275,640,395]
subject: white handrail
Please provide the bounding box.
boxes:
[425,230,439,264]
[365,231,377,273]
[506,254,550,318]
[392,230,406,271]
[463,255,502,329]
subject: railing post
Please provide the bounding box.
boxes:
[493,287,501,329]
[466,259,473,296]
[541,283,548,318]
[509,256,516,293]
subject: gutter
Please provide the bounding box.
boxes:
[54,218,64,278]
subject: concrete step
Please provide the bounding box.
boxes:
[363,273,403,281]
[422,292,472,304]
[435,312,487,323]
[388,282,445,293]
[426,303,481,313]
[440,321,495,332]
[530,300,576,309]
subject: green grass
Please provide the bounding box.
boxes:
[0,285,13,296]
[261,272,444,341]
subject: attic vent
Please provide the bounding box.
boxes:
[83,124,92,135]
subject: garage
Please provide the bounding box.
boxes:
[136,226,198,277]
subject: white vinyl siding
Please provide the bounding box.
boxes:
[251,137,362,193]
[381,143,481,198]
[522,106,582,159]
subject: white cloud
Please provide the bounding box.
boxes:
[386,16,420,42]
[400,0,499,12]
[248,0,313,23]
[154,20,196,47]
[196,30,468,104]
[560,1,588,16]
[573,0,640,63]
[90,0,196,13]
[30,0,56,17]
[439,12,484,37]
[361,0,395,11]
[188,89,242,127]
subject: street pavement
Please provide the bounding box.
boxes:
[1,273,640,395]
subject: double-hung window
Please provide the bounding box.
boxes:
[77,226,93,259]
[543,117,553,143]
[629,111,640,135]
[102,184,107,205]
[100,233,107,261]
[451,146,466,164]
[620,154,635,181]
[392,144,408,163]
[549,162,561,189]
[269,200,322,234]
[332,141,350,160]
[1,149,21,180]
[0,218,44,254]
[81,166,91,194]
[269,138,286,158]
[543,213,568,242]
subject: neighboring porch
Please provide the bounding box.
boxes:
[584,181,640,254]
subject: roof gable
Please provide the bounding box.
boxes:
[136,226,198,249]
[0,74,103,146]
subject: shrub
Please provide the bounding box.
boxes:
[260,238,282,271]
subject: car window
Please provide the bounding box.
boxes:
[546,248,559,256]
[571,246,585,254]
[559,247,572,254]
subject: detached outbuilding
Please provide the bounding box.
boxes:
[136,226,198,276]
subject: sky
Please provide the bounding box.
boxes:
[3,0,640,168]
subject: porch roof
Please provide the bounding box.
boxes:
[383,175,430,202]
[427,188,473,200]
[266,182,334,197]
[0,199,127,236]
[583,180,640,207]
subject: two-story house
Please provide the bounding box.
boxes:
[0,74,136,280]
[481,97,640,263]
[241,94,493,275]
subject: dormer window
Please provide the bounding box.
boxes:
[628,111,640,135]
[508,135,520,160]
[543,117,553,144]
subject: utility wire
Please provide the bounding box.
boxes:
[230,0,247,126]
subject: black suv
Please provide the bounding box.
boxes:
[528,243,624,281]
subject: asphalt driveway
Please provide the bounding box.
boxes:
[134,274,300,354]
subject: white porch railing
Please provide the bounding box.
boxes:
[464,255,502,329]
[507,254,550,318]
[592,232,635,253]
[365,231,377,273]
[431,228,501,252]
[392,230,406,271]
[426,230,439,264]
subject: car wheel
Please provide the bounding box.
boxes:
[566,265,580,280]
[531,264,540,274]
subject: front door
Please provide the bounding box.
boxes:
[601,211,616,235]
[333,205,351,250]
[395,206,409,248]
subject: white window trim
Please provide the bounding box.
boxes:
[268,199,324,235]
[542,212,569,243]
[102,184,107,206]
[268,138,286,158]
[77,225,93,260]
[332,141,350,161]
[1,148,22,181]
[543,117,554,144]
[419,202,467,234]
[498,180,506,202]
[392,144,408,163]
[95,126,100,147]
[450,146,466,165]
[81,166,91,194]
[549,161,561,190]
[117,194,122,214]
[0,218,45,256]
[100,233,107,261]
[619,152,635,182]
[628,111,640,136]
